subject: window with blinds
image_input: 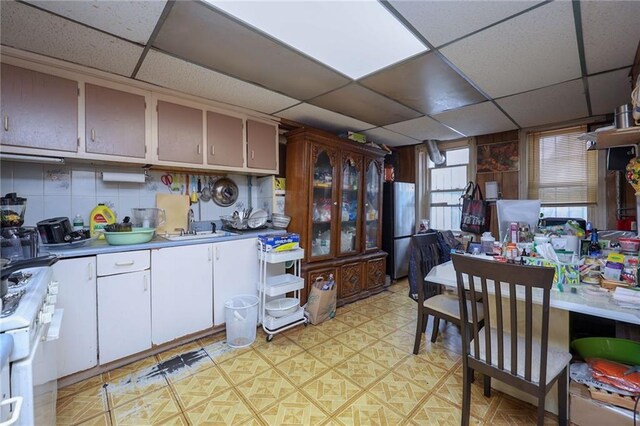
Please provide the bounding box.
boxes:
[527,125,597,206]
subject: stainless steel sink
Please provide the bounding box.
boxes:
[161,231,237,241]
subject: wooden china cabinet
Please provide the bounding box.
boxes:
[285,128,387,306]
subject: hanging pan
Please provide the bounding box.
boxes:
[211,177,239,207]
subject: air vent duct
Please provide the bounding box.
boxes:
[424,139,445,165]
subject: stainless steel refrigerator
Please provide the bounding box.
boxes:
[382,182,416,280]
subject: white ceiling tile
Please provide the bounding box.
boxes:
[25,0,167,44]
[581,1,640,74]
[432,102,517,137]
[385,116,464,141]
[389,0,541,47]
[276,103,374,135]
[137,50,299,115]
[588,68,633,116]
[1,0,142,76]
[361,127,420,148]
[496,80,588,128]
[440,1,581,98]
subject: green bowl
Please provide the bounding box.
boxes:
[571,337,640,365]
[103,227,155,245]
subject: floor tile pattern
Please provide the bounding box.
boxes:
[57,279,555,425]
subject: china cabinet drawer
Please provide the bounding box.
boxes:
[97,250,150,276]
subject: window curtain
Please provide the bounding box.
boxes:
[527,125,597,205]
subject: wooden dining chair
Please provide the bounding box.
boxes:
[411,234,484,355]
[451,254,570,426]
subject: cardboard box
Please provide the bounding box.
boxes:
[258,233,300,252]
[523,257,580,286]
[570,381,634,425]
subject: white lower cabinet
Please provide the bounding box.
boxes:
[213,238,260,325]
[52,257,97,378]
[151,244,213,344]
[97,269,151,364]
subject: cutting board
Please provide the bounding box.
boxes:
[156,194,190,235]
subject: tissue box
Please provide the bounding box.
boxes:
[524,257,580,286]
[258,233,300,252]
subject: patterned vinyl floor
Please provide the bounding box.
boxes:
[55,279,557,425]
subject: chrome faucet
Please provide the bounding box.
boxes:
[187,209,195,234]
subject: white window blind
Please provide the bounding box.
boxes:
[527,125,597,205]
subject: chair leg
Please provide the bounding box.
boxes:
[430,317,440,343]
[461,366,472,426]
[557,366,568,426]
[413,311,424,355]
[536,393,546,426]
[483,375,491,397]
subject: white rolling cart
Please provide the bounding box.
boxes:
[258,243,307,342]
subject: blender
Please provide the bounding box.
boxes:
[1,193,38,260]
[131,208,166,231]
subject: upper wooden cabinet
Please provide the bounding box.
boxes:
[1,63,78,152]
[207,111,243,167]
[247,119,277,170]
[157,100,204,165]
[85,83,146,158]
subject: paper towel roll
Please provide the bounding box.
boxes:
[101,172,146,183]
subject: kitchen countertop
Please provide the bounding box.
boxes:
[42,228,287,258]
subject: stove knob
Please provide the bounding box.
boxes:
[46,294,57,304]
[41,311,53,324]
[48,285,59,295]
[43,304,55,314]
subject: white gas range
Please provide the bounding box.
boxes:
[0,266,62,426]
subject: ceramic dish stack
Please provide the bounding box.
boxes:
[271,213,291,229]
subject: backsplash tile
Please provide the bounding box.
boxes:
[2,161,262,227]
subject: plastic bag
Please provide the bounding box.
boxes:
[587,358,640,394]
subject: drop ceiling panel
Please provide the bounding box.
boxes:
[0,0,142,76]
[440,1,581,98]
[588,68,633,116]
[496,80,588,128]
[308,84,422,127]
[25,0,167,44]
[581,1,640,74]
[153,1,349,101]
[432,102,517,137]
[137,50,298,115]
[276,103,374,135]
[389,0,541,47]
[361,128,419,148]
[385,116,464,141]
[359,52,486,115]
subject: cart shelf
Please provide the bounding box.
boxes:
[262,274,304,297]
[258,248,304,263]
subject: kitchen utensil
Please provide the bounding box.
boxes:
[200,178,212,202]
[131,208,166,229]
[155,194,190,235]
[36,217,75,244]
[247,209,267,229]
[161,174,173,192]
[212,177,239,207]
[0,226,39,260]
[614,104,633,129]
[1,255,59,298]
[102,227,155,245]
[571,337,640,365]
[1,193,27,228]
[265,297,299,317]
[104,216,132,232]
[271,213,291,229]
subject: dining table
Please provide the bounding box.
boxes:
[424,254,640,414]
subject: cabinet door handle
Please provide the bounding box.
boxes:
[211,145,215,156]
[197,144,201,154]
[3,115,8,131]
[215,246,220,260]
[91,129,96,142]
[208,246,212,261]
[143,274,148,291]
[88,263,93,280]
[251,150,255,160]
[115,260,134,266]
[333,201,338,206]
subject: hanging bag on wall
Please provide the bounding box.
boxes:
[460,182,490,234]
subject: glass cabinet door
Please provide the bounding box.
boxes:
[339,155,362,255]
[364,158,382,251]
[310,146,336,259]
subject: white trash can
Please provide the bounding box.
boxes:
[224,295,259,348]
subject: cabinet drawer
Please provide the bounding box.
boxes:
[97,250,150,276]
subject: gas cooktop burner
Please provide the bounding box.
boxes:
[1,288,26,318]
[8,271,32,288]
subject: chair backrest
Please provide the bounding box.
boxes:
[411,233,442,304]
[451,254,555,386]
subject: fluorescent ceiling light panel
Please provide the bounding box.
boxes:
[205,0,427,79]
